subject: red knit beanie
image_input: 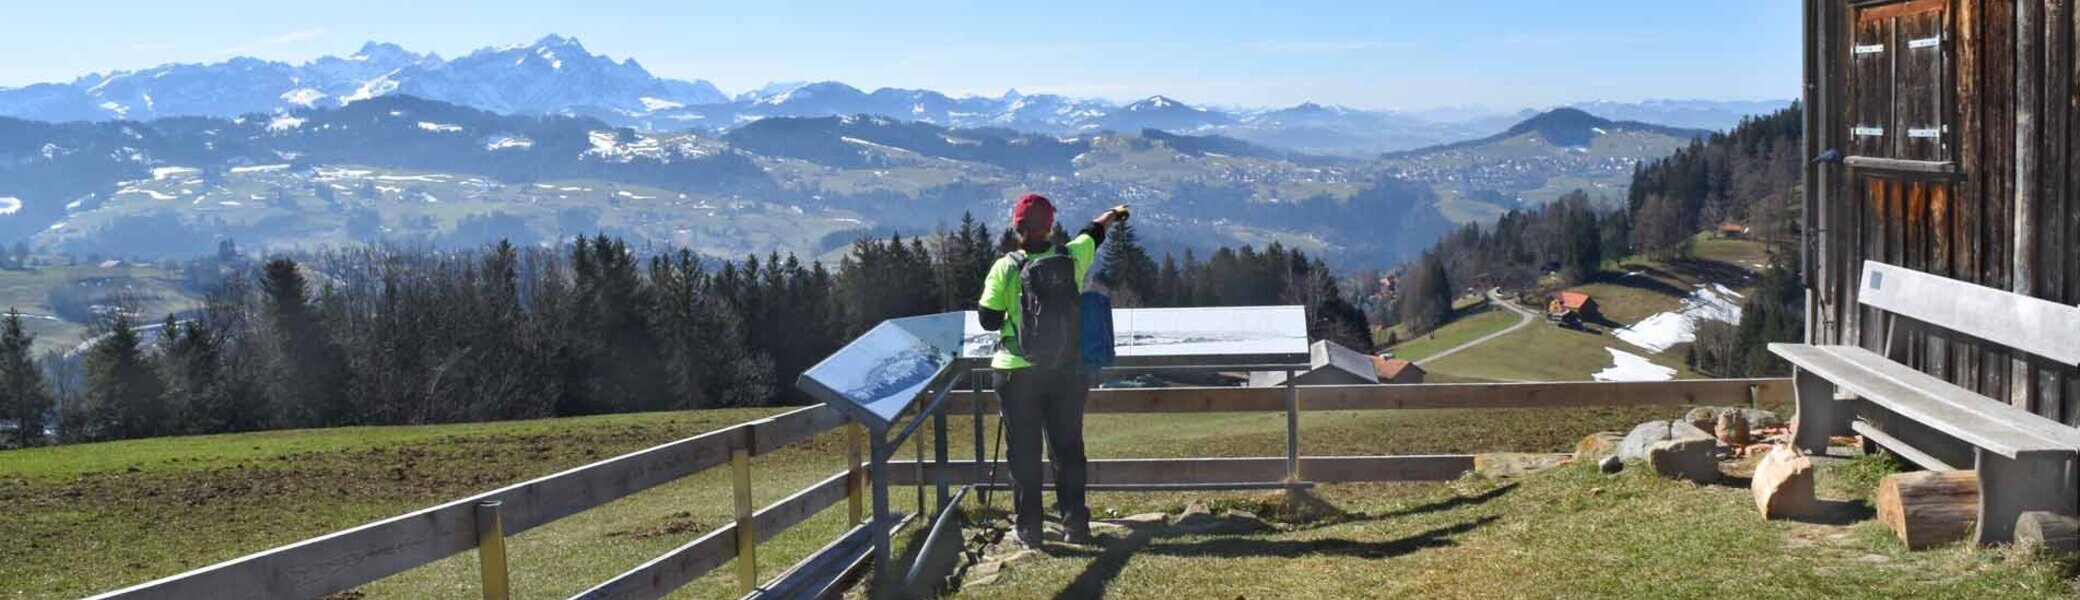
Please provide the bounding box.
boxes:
[1012,193,1054,235]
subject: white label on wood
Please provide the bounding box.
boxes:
[1907,128,1941,138]
[1853,126,1886,137]
[1908,37,1940,49]
[1854,44,1886,55]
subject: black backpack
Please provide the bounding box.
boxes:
[1012,246,1081,370]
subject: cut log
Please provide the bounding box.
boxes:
[2014,511,2080,553]
[1752,445,1816,519]
[1877,470,1980,550]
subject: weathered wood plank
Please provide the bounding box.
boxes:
[885,455,1479,486]
[1770,344,2080,456]
[570,472,850,600]
[1841,157,1957,172]
[943,379,1791,415]
[1955,0,1985,394]
[1857,261,2080,365]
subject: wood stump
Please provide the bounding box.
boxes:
[1752,445,1816,519]
[1877,470,1979,550]
[2015,511,2080,553]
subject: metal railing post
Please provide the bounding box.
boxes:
[732,430,756,594]
[933,375,953,512]
[473,500,511,600]
[847,422,865,525]
[972,369,986,485]
[1284,368,1300,484]
[914,416,926,515]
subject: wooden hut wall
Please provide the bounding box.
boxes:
[1808,0,2080,424]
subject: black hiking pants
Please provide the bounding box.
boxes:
[994,364,1090,535]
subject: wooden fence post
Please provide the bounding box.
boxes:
[732,429,756,594]
[474,500,510,600]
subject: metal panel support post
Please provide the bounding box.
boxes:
[474,500,511,600]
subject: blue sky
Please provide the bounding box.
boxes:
[0,0,1800,110]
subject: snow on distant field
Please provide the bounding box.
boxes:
[639,97,683,111]
[99,101,128,118]
[1593,347,1676,382]
[375,174,449,183]
[485,135,535,151]
[280,88,327,108]
[1613,284,1744,353]
[418,122,464,133]
[0,197,20,216]
[268,115,307,131]
[616,190,655,200]
[122,188,176,200]
[151,166,198,181]
[343,69,401,104]
[229,164,290,174]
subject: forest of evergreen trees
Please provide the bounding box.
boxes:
[0,213,1368,445]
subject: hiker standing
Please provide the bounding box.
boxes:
[977,193,1126,547]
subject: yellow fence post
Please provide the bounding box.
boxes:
[847,422,865,525]
[733,428,757,594]
[474,500,511,600]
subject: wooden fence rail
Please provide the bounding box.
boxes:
[945,378,1791,414]
[86,404,848,600]
[84,378,1791,600]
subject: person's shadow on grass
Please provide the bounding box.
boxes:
[1042,487,1515,600]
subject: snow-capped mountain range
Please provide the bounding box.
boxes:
[0,35,1786,155]
[0,36,726,124]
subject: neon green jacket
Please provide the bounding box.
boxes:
[977,233,1097,369]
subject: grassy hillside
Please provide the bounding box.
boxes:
[0,262,204,355]
[1382,306,1519,364]
[6,399,1744,599]
[7,399,2068,599]
[961,458,2069,599]
[1414,236,1768,383]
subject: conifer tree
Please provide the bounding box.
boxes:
[0,309,51,446]
[1098,220,1159,306]
[81,313,163,440]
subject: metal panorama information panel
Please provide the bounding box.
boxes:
[958,305,1308,364]
[797,312,967,430]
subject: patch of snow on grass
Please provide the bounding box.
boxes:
[1593,347,1675,382]
[485,136,535,151]
[0,197,19,215]
[280,88,327,107]
[151,166,198,180]
[342,69,401,104]
[268,115,306,131]
[1613,284,1744,353]
[639,97,683,111]
[417,122,463,133]
[119,188,179,201]
[229,164,290,174]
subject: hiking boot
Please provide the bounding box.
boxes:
[1061,518,1094,545]
[1009,526,1043,549]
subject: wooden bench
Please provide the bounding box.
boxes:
[1770,260,2080,544]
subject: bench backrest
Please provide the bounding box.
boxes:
[1858,260,2080,366]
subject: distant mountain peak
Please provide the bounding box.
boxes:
[532,34,585,50]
